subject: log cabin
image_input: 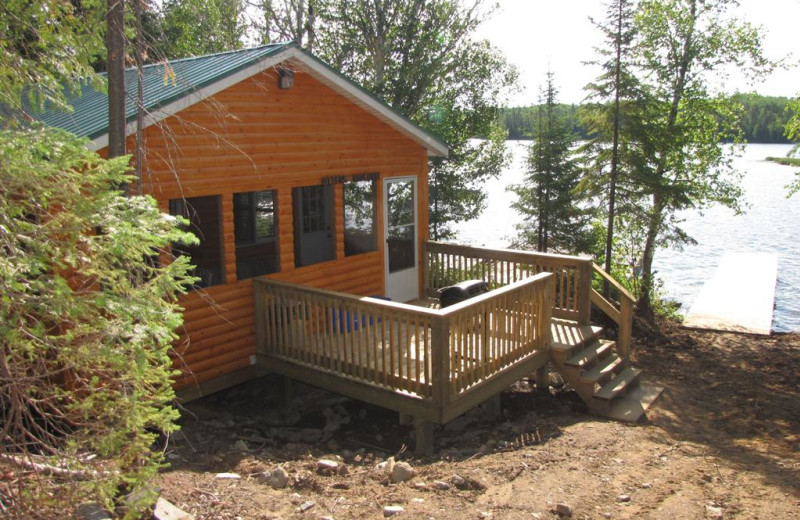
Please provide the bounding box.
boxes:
[36,43,660,454]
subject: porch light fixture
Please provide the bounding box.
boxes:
[278,68,294,89]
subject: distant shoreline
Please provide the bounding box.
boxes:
[766,156,800,166]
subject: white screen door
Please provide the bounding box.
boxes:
[384,177,419,302]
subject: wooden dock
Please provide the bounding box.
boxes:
[683,252,777,335]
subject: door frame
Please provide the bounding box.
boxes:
[383,176,419,302]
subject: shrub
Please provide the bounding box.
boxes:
[0,126,196,518]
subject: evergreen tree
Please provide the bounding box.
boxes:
[509,72,593,254]
[580,0,642,283]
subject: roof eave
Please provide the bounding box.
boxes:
[89,45,448,158]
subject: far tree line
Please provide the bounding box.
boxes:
[502,94,795,144]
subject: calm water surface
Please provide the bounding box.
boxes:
[454,142,800,333]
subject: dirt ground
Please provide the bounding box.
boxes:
[156,323,800,519]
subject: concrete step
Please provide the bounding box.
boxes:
[593,367,641,401]
[565,340,614,368]
[580,352,623,385]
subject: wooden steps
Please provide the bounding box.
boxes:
[549,320,662,422]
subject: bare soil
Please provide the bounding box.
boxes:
[155,324,800,519]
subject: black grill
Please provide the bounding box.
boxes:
[437,279,489,308]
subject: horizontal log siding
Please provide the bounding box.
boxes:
[121,69,429,390]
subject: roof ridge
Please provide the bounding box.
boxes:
[116,42,295,76]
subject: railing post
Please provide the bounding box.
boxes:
[253,279,266,357]
[577,258,593,325]
[618,296,633,366]
[430,315,450,417]
[539,274,554,350]
[422,241,431,297]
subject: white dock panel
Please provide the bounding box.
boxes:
[683,252,777,335]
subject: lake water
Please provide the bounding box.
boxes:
[453,141,800,333]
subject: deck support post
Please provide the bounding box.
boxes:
[414,418,434,456]
[535,365,549,392]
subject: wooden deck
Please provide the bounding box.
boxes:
[253,242,651,454]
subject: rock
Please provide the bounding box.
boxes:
[641,482,652,489]
[602,513,612,519]
[317,459,339,474]
[451,475,467,489]
[413,482,427,491]
[478,512,492,518]
[391,462,416,483]
[412,498,425,503]
[261,466,289,489]
[376,457,395,475]
[215,472,241,480]
[299,500,315,512]
[555,503,573,517]
[433,480,450,490]
[75,503,113,520]
[705,505,723,518]
[383,505,404,517]
[617,494,631,503]
[154,498,195,520]
[337,464,350,476]
[231,439,249,452]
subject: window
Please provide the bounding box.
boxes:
[293,185,335,267]
[344,179,377,256]
[233,190,279,279]
[169,195,224,288]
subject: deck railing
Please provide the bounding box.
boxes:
[424,242,637,363]
[253,273,553,415]
[423,242,593,324]
[590,264,636,362]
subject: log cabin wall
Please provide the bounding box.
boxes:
[112,68,430,394]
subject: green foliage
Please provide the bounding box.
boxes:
[0,126,197,517]
[786,96,800,196]
[580,0,642,277]
[502,94,792,145]
[314,0,516,240]
[0,0,105,113]
[624,0,771,311]
[502,105,588,141]
[159,0,248,59]
[509,72,595,254]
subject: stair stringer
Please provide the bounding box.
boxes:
[549,320,662,422]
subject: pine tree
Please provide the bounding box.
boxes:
[580,0,642,283]
[510,72,593,254]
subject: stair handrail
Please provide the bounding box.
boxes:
[590,264,636,363]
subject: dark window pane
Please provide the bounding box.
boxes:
[169,195,224,288]
[344,179,377,256]
[233,190,279,279]
[293,185,335,267]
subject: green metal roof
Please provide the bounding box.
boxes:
[31,43,448,157]
[33,43,291,141]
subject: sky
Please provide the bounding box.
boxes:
[475,0,800,106]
